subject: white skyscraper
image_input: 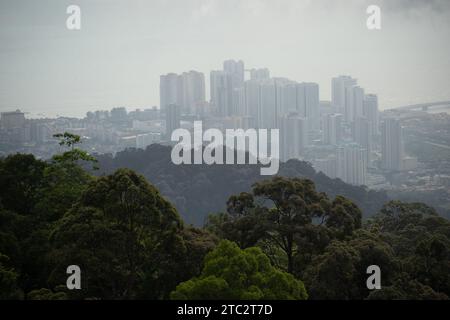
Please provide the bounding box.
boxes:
[337,144,367,186]
[277,80,298,118]
[180,71,206,115]
[210,70,233,117]
[0,109,26,130]
[232,87,246,116]
[160,73,179,113]
[364,94,379,136]
[353,117,372,165]
[165,104,181,140]
[280,112,308,161]
[160,71,205,115]
[381,118,403,171]
[244,79,260,127]
[250,68,270,81]
[223,59,245,89]
[258,79,277,129]
[297,82,320,131]
[323,113,343,145]
[331,75,357,115]
[224,60,246,118]
[242,76,320,132]
[344,85,364,123]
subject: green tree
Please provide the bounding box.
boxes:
[171,240,308,300]
[0,253,23,299]
[208,177,362,274]
[52,132,98,169]
[303,241,361,299]
[0,154,47,215]
[369,200,450,297]
[206,203,266,249]
[0,150,94,296]
[302,228,399,300]
[367,274,448,300]
[53,132,81,149]
[49,169,185,299]
[27,288,67,300]
[34,160,93,221]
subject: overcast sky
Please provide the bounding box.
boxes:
[1,0,449,117]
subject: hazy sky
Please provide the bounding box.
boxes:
[1,0,450,117]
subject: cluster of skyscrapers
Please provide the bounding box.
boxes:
[157,60,406,186]
[316,76,405,186]
[0,59,408,187]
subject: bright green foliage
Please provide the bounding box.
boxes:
[171,240,308,300]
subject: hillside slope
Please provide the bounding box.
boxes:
[93,144,388,225]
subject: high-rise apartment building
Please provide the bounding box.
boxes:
[244,79,261,127]
[258,79,277,129]
[210,70,233,117]
[180,71,206,115]
[297,82,320,131]
[0,109,26,130]
[223,59,245,89]
[331,75,357,115]
[280,112,308,161]
[381,118,403,171]
[165,104,181,140]
[160,71,205,115]
[250,68,270,81]
[160,73,179,114]
[353,116,372,165]
[363,94,379,136]
[337,144,367,186]
[323,113,343,145]
[344,85,364,123]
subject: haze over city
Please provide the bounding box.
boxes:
[1,0,450,118]
[1,0,450,304]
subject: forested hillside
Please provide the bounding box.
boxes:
[93,144,388,225]
[1,135,448,300]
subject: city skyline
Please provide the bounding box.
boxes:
[0,55,403,189]
[1,0,450,118]
[1,0,450,303]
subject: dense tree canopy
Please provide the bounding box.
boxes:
[171,240,308,300]
[48,168,207,299]
[94,145,388,226]
[0,143,449,300]
[207,177,362,274]
[206,179,450,300]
